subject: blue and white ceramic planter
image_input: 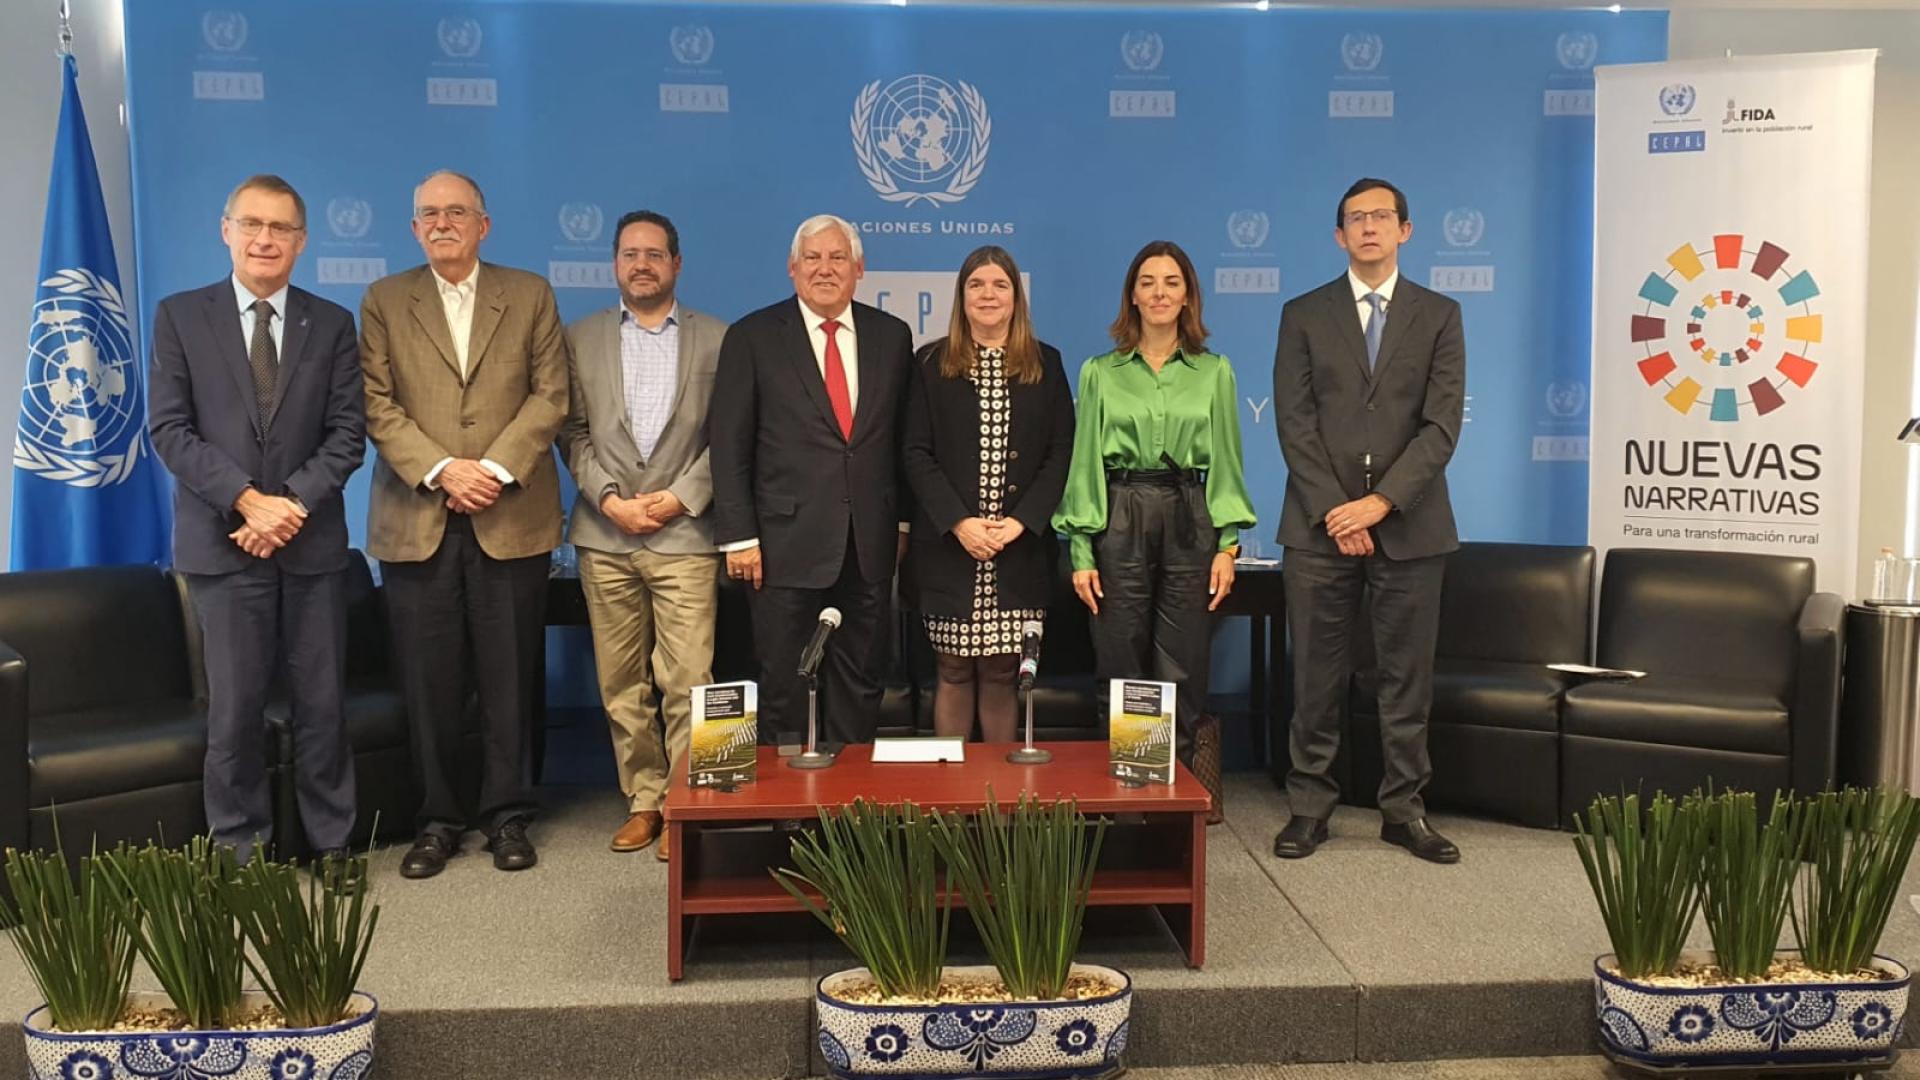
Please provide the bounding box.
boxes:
[816,964,1130,1079]
[23,990,377,1080]
[1594,951,1908,1068]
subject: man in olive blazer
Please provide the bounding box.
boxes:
[360,170,569,879]
[558,210,726,859]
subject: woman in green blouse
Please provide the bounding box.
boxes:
[1052,240,1257,770]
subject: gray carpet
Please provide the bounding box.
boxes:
[6,772,1920,1077]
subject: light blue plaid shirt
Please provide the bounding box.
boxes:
[620,303,680,461]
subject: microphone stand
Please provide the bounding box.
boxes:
[1006,678,1051,764]
[788,671,837,769]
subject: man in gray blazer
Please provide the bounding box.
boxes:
[1272,178,1466,865]
[559,210,726,859]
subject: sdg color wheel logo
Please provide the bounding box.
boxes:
[1626,234,1825,421]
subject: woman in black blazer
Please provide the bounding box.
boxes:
[902,245,1076,740]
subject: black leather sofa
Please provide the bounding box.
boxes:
[1557,547,1844,824]
[1344,542,1594,828]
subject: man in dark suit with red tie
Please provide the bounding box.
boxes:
[710,214,913,746]
[149,174,365,863]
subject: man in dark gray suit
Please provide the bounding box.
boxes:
[1271,178,1465,864]
[559,210,725,861]
[149,174,365,862]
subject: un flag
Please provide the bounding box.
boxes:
[10,54,167,570]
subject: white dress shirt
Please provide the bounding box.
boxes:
[231,275,290,359]
[422,263,513,490]
[798,298,860,415]
[1347,267,1401,337]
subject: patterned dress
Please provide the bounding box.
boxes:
[926,347,1047,657]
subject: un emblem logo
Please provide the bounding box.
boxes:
[1556,31,1598,71]
[14,270,144,487]
[326,197,372,241]
[1442,208,1485,249]
[1120,31,1164,73]
[201,11,248,53]
[851,74,991,208]
[1341,32,1384,73]
[669,25,714,66]
[557,202,605,245]
[1659,83,1696,117]
[437,17,483,59]
[1226,211,1269,251]
[1545,381,1588,419]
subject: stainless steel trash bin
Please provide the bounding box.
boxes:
[1839,603,1920,793]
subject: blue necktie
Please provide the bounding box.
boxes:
[1363,292,1386,372]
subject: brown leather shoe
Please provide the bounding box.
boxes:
[654,827,671,863]
[611,811,662,853]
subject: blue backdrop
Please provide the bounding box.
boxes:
[123,2,1666,700]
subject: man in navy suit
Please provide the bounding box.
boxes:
[149,174,365,862]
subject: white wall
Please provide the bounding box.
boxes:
[0,4,1914,588]
[1664,8,1920,595]
[0,0,132,568]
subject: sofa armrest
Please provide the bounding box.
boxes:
[0,639,27,852]
[1791,591,1846,796]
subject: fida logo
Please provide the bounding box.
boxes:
[851,75,991,208]
[1724,98,1777,122]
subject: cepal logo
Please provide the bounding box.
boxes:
[557,202,605,245]
[851,74,991,208]
[1120,31,1164,73]
[1340,32,1384,74]
[1226,211,1269,251]
[326,198,372,241]
[1545,380,1587,420]
[1724,97,1777,122]
[1442,208,1485,249]
[670,25,715,67]
[201,11,247,52]
[437,17,483,60]
[1625,233,1826,421]
[1659,83,1696,117]
[1555,31,1598,71]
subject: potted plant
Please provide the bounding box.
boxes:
[8,841,381,1080]
[1577,786,1918,1069]
[775,795,1130,1079]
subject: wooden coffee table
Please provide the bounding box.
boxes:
[661,741,1210,980]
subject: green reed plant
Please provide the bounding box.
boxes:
[99,838,247,1029]
[0,847,134,1031]
[1572,790,1709,979]
[1699,790,1807,981]
[930,791,1109,1001]
[773,798,949,999]
[214,852,380,1028]
[1792,786,1920,974]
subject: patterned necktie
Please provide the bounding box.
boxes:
[821,319,854,440]
[1363,292,1386,372]
[248,298,278,424]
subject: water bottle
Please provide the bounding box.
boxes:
[1873,546,1896,604]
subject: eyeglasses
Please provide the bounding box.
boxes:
[618,248,674,265]
[416,206,477,225]
[227,216,304,240]
[1343,209,1401,227]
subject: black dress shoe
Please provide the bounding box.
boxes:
[1273,815,1330,859]
[487,818,538,872]
[1380,818,1461,864]
[399,833,457,880]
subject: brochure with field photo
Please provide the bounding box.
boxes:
[1108,678,1176,785]
[689,681,758,787]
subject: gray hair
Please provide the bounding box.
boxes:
[412,169,488,215]
[788,214,862,264]
[224,174,306,228]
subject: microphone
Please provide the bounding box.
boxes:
[797,607,843,679]
[1016,620,1044,690]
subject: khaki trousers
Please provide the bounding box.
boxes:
[578,547,720,812]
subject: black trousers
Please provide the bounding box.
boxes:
[186,561,355,858]
[749,525,891,746]
[1091,476,1216,762]
[1283,546,1446,824]
[382,516,549,838]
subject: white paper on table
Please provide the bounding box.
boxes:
[1547,662,1647,679]
[872,737,966,763]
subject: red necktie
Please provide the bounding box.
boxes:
[821,319,854,440]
